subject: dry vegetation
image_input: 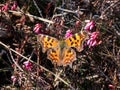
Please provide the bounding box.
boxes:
[0,0,120,90]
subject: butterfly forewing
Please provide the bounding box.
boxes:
[37,34,59,53]
[65,31,88,52]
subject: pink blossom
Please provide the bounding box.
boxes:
[87,31,101,48]
[11,75,17,82]
[11,1,17,10]
[108,84,115,90]
[84,20,95,31]
[1,3,8,11]
[65,29,72,38]
[33,23,42,34]
[90,31,99,39]
[23,61,33,70]
[75,20,80,27]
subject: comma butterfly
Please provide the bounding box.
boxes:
[37,31,88,66]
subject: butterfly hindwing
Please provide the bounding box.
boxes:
[47,47,76,66]
[47,47,61,65]
[62,47,76,66]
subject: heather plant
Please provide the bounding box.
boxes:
[0,0,120,90]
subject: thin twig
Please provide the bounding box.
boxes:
[9,49,24,72]
[56,7,76,14]
[32,0,43,17]
[9,10,54,24]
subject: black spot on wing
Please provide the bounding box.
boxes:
[75,42,77,44]
[73,35,77,40]
[66,55,68,57]
[69,38,72,41]
[77,40,80,42]
[50,43,52,46]
[51,39,54,43]
[71,42,74,45]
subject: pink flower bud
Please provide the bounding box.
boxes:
[23,61,33,70]
[86,31,101,48]
[11,75,17,82]
[108,84,115,90]
[33,23,42,34]
[84,21,95,31]
[11,1,17,10]
[65,29,72,38]
[75,20,80,27]
[1,3,8,11]
[87,39,91,45]
[90,31,99,39]
[91,40,97,46]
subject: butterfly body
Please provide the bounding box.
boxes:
[37,31,88,66]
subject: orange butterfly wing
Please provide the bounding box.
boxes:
[65,31,88,52]
[47,47,61,65]
[61,47,76,66]
[37,34,59,53]
[37,31,87,66]
[47,47,76,66]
